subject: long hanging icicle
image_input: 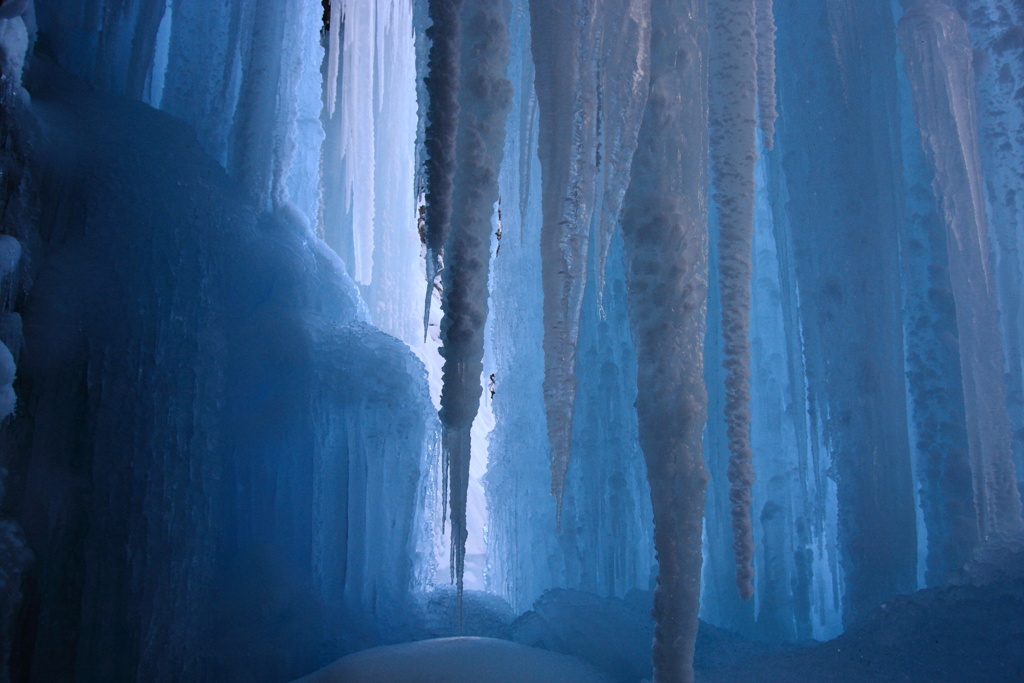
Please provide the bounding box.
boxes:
[530,0,600,525]
[898,1,1023,538]
[754,0,776,149]
[326,0,342,116]
[326,0,377,285]
[619,0,709,678]
[421,0,462,339]
[593,0,651,317]
[437,0,512,610]
[709,0,759,601]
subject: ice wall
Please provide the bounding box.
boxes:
[1,2,437,679]
[898,0,1023,538]
[953,0,1024,492]
[771,0,917,627]
[36,0,326,229]
[891,0,976,586]
[8,1,1024,680]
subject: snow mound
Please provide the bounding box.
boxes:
[292,636,614,683]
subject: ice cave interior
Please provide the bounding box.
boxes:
[0,0,1023,681]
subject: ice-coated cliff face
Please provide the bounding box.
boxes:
[1,0,1024,680]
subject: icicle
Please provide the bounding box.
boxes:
[898,1,1023,538]
[709,0,758,602]
[593,0,650,319]
[754,0,776,149]
[326,0,342,116]
[437,0,512,614]
[531,0,601,524]
[336,0,377,285]
[619,0,708,678]
[421,0,462,339]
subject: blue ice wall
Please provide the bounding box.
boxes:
[1,2,437,679]
[2,1,1024,680]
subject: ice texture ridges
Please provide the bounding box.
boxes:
[619,0,709,678]
[709,0,758,602]
[898,0,1023,538]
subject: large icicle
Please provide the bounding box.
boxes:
[709,0,758,602]
[421,0,461,338]
[335,0,377,284]
[530,0,600,523]
[954,0,1024,501]
[754,0,776,149]
[898,1,1023,538]
[619,0,709,678]
[593,0,651,316]
[438,0,512,608]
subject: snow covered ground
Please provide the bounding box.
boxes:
[292,636,614,683]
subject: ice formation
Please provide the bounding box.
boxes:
[531,0,651,522]
[436,0,512,606]
[898,0,1023,539]
[618,0,709,678]
[1,0,1024,681]
[530,0,598,525]
[753,0,776,148]
[709,0,758,602]
[420,0,460,336]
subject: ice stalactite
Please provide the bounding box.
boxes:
[891,3,976,586]
[754,0,776,149]
[325,0,342,116]
[529,0,600,524]
[898,1,1023,538]
[438,0,511,607]
[532,0,650,524]
[619,0,708,678]
[709,0,758,602]
[593,0,650,317]
[953,0,1024,495]
[326,0,377,285]
[229,0,288,212]
[421,0,461,338]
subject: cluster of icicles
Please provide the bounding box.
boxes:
[325,1,775,680]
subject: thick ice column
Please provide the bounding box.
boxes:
[773,0,917,625]
[898,1,1023,538]
[709,0,758,601]
[159,0,242,165]
[529,0,599,521]
[438,0,512,604]
[953,0,1024,496]
[619,0,709,678]
[891,0,976,585]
